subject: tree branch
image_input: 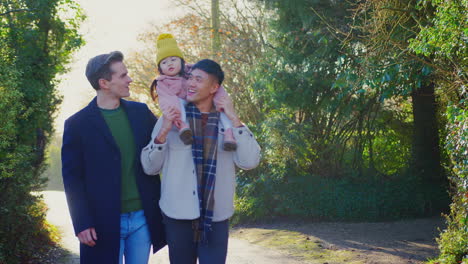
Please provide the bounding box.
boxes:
[0,8,33,17]
[379,7,411,13]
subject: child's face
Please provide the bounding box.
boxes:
[160,56,182,77]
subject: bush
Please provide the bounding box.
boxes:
[0,192,60,264]
[429,103,468,264]
[430,193,468,264]
[0,1,83,263]
[234,169,449,224]
[0,43,57,264]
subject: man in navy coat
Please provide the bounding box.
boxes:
[61,51,165,263]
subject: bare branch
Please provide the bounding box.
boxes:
[0,8,34,16]
[379,7,412,13]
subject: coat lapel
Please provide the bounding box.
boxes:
[85,97,119,151]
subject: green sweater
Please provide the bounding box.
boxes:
[100,106,142,213]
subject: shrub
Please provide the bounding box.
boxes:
[0,1,84,263]
[234,168,449,224]
[429,103,468,264]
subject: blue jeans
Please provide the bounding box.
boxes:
[119,210,151,264]
[162,214,229,264]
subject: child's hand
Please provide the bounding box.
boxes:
[164,106,180,120]
[173,119,183,130]
[216,95,230,112]
[217,96,242,127]
[162,106,180,131]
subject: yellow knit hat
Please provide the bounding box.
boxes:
[156,33,184,65]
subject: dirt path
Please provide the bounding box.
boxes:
[44,190,443,263]
[231,217,444,264]
[42,190,306,264]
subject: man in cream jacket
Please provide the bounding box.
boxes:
[141,59,260,264]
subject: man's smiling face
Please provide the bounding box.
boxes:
[186,69,219,106]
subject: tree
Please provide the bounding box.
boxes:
[233,0,450,220]
[211,0,221,56]
[348,0,447,184]
[250,0,397,177]
[0,0,84,262]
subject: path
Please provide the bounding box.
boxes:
[232,217,443,264]
[42,190,306,264]
[42,173,443,264]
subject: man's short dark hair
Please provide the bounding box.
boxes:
[85,51,124,90]
[191,59,224,85]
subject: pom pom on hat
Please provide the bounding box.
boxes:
[156,33,184,65]
[158,33,175,41]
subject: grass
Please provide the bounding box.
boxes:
[231,227,364,264]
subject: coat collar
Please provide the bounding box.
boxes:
[84,97,144,150]
[85,97,117,150]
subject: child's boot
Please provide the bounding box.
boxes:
[223,128,237,151]
[179,122,193,145]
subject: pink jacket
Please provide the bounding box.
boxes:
[156,64,228,117]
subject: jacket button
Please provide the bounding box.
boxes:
[239,130,243,135]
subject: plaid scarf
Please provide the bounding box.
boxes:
[186,102,219,243]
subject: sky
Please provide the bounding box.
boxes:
[55,0,185,132]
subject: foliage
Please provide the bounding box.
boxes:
[225,0,461,224]
[351,0,449,183]
[247,0,427,180]
[403,0,468,263]
[234,170,448,223]
[431,108,468,263]
[0,0,84,263]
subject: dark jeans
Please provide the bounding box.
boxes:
[162,214,229,264]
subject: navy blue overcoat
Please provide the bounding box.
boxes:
[61,97,165,263]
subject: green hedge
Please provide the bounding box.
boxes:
[234,171,449,223]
